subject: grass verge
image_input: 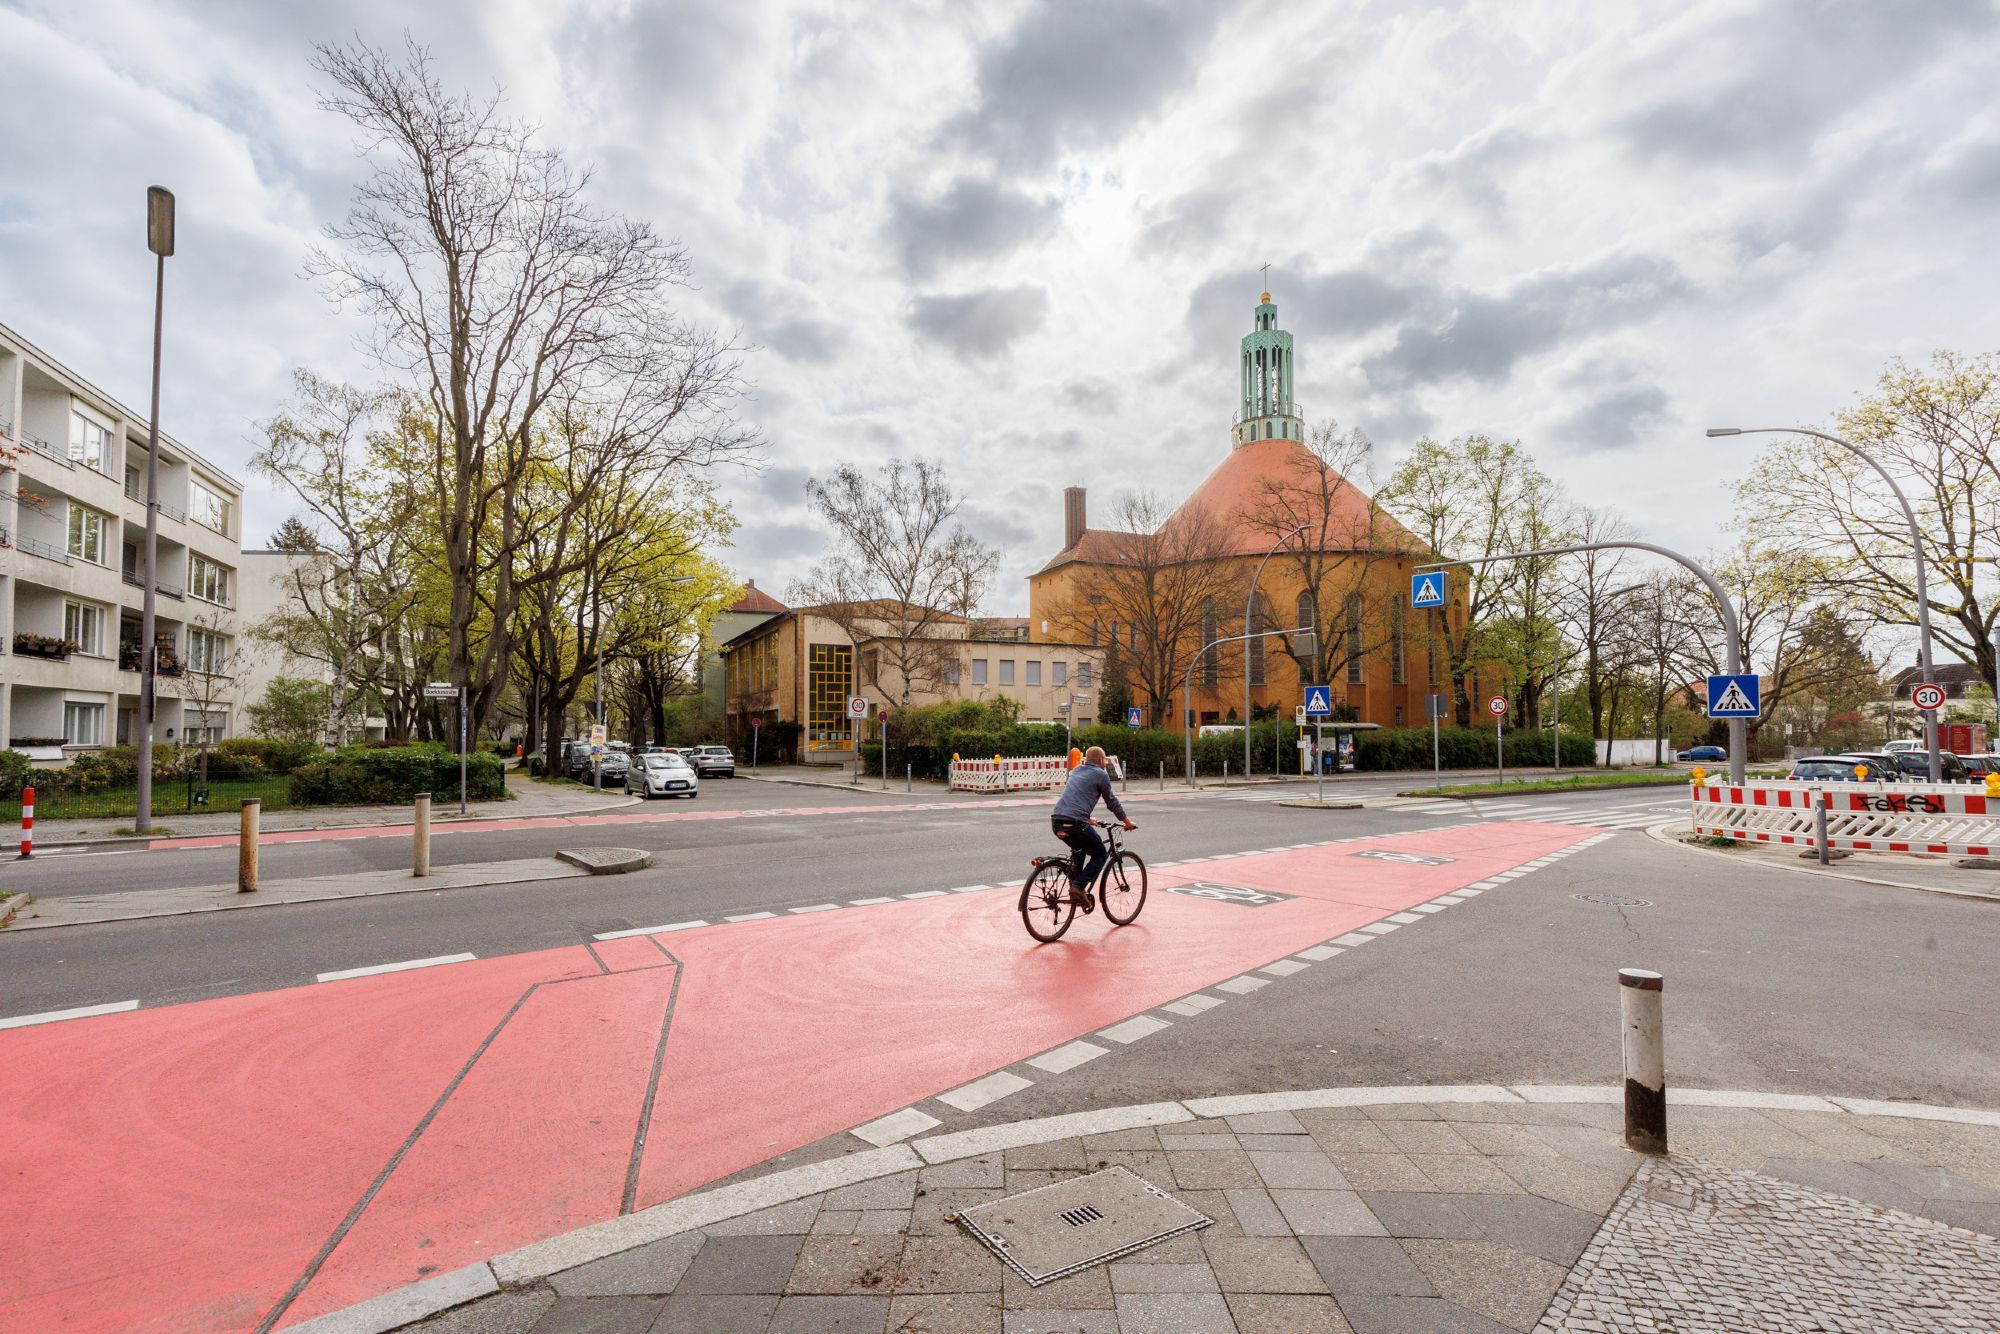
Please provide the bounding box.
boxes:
[1398,771,1694,798]
[0,777,295,823]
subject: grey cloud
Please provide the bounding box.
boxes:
[720,278,847,366]
[910,285,1049,361]
[761,317,843,364]
[1059,379,1121,414]
[947,0,1222,170]
[1407,125,1543,221]
[1362,253,1690,390]
[1137,183,1231,256]
[1182,241,1446,376]
[1548,362,1671,451]
[889,177,1060,278]
[1613,0,1992,164]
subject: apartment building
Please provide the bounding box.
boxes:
[0,321,244,753]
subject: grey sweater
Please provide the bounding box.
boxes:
[1051,763,1128,823]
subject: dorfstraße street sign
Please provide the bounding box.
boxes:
[1911,682,1947,712]
[423,681,458,700]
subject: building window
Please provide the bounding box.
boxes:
[186,710,227,745]
[188,628,230,675]
[67,505,106,564]
[69,413,111,474]
[945,658,961,685]
[189,554,231,605]
[1091,619,1101,645]
[860,647,880,686]
[1201,600,1219,687]
[1392,595,1407,685]
[971,659,989,686]
[999,660,1015,686]
[1346,595,1364,685]
[1248,592,1265,686]
[64,600,104,656]
[1053,660,1067,687]
[1026,660,1042,686]
[1078,660,1094,687]
[805,643,854,752]
[190,479,232,536]
[64,701,106,747]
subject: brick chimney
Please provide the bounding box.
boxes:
[1064,486,1087,550]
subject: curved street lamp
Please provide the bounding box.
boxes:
[1708,426,1941,781]
[1245,523,1308,781]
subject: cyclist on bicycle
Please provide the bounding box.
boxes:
[1051,746,1136,904]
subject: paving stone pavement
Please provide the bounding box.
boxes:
[395,1102,2000,1333]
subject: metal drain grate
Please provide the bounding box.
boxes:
[1574,892,1654,907]
[957,1166,1212,1286]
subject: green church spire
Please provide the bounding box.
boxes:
[1234,277,1301,448]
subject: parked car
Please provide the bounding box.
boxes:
[689,745,736,777]
[1961,754,2000,779]
[1676,745,1726,762]
[1884,750,1970,782]
[626,751,699,799]
[1883,739,1925,754]
[1786,756,1880,782]
[1841,752,1898,779]
[568,749,628,784]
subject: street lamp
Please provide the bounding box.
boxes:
[1708,426,1942,781]
[1246,524,1308,781]
[134,186,174,834]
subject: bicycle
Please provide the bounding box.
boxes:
[1020,819,1148,942]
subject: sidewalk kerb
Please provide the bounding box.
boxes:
[1643,820,2000,903]
[911,1101,1193,1164]
[1830,1096,2000,1127]
[1667,1089,1840,1112]
[281,1260,497,1334]
[1510,1084,1621,1104]
[490,1143,924,1284]
[1185,1084,1521,1117]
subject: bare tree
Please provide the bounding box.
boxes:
[1043,490,1245,725]
[180,605,240,796]
[1613,571,1709,764]
[789,459,998,706]
[1553,506,1634,741]
[308,37,755,734]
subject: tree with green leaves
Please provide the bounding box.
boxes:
[248,676,334,745]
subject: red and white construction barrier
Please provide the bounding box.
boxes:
[18,783,33,860]
[949,755,1071,793]
[1691,780,2000,856]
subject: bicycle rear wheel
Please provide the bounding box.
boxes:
[1101,850,1148,925]
[1020,861,1078,942]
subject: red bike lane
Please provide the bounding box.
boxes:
[0,821,1590,1331]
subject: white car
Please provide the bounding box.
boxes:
[626,751,700,799]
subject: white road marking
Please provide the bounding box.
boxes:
[936,1070,1034,1112]
[901,890,947,899]
[725,912,776,922]
[1295,945,1345,961]
[850,897,895,905]
[1331,932,1376,947]
[1097,1015,1172,1044]
[1457,888,1485,896]
[1027,1040,1110,1074]
[949,885,989,893]
[0,999,139,1030]
[1387,912,1424,924]
[789,903,839,914]
[1259,959,1310,977]
[1166,993,1226,1014]
[851,1106,942,1147]
[317,953,476,983]
[1411,903,1448,913]
[595,920,707,940]
[1214,974,1271,994]
[1360,922,1401,935]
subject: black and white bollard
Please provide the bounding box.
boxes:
[1619,967,1666,1153]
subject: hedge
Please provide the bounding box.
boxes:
[289,743,506,805]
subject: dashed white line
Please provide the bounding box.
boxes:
[0,999,139,1030]
[851,1106,941,1146]
[937,1070,1034,1112]
[901,890,948,899]
[850,897,895,905]
[1295,945,1345,962]
[1098,1015,1172,1043]
[1387,912,1424,924]
[1164,993,1226,1015]
[1028,1040,1110,1074]
[1360,922,1401,936]
[1214,974,1271,994]
[1410,903,1448,913]
[317,953,476,983]
[789,903,840,914]
[725,912,776,922]
[595,920,707,940]
[1331,932,1376,947]
[949,885,990,893]
[1259,960,1310,977]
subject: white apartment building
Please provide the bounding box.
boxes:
[0,321,244,753]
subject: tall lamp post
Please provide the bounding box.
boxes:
[1708,426,1941,782]
[134,187,174,834]
[1246,523,1307,781]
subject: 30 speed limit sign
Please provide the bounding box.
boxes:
[1487,695,1508,717]
[1910,682,1947,712]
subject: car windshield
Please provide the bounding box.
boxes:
[1793,761,1857,779]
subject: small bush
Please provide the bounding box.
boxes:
[289,743,506,806]
[215,737,320,775]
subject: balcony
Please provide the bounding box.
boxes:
[15,430,72,468]
[119,644,184,676]
[122,479,188,524]
[122,569,186,600]
[1232,402,1304,426]
[13,632,78,662]
[15,532,72,565]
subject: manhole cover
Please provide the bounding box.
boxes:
[1574,892,1654,907]
[956,1167,1211,1285]
[1160,883,1293,907]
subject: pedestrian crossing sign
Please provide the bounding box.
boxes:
[1303,686,1333,717]
[1706,674,1760,718]
[1410,571,1446,609]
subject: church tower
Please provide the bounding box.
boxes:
[1233,288,1302,448]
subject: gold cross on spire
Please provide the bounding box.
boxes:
[1259,262,1272,304]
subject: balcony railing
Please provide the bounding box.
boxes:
[1231,402,1304,426]
[15,532,72,565]
[121,569,186,599]
[119,645,184,676]
[16,431,72,468]
[122,480,188,523]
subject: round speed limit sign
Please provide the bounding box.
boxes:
[1488,695,1508,717]
[1910,682,1947,712]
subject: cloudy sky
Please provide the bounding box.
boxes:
[5,0,1998,615]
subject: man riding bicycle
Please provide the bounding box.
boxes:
[1051,746,1136,904]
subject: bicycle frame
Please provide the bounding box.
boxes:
[1039,819,1125,890]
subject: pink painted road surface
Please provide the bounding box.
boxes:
[0,821,1589,1331]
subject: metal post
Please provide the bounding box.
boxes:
[17,784,33,860]
[458,691,468,815]
[135,188,174,834]
[1246,523,1308,783]
[1159,760,1164,792]
[238,798,260,893]
[1315,724,1324,804]
[413,792,432,877]
[1432,711,1441,791]
[1619,968,1667,1154]
[1814,789,1831,866]
[1552,668,1561,771]
[752,724,759,772]
[905,763,911,793]
[1497,715,1505,785]
[1223,759,1229,785]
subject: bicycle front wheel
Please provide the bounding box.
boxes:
[1101,851,1148,925]
[1020,861,1078,942]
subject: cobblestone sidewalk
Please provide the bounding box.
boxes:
[374,1098,2000,1334]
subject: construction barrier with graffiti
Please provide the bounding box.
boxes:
[1690,780,2000,857]
[948,755,1071,792]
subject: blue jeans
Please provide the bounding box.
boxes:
[1051,817,1107,892]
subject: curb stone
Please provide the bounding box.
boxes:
[1644,820,2000,904]
[287,1083,2000,1334]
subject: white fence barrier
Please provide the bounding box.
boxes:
[949,755,1071,793]
[1691,780,2000,857]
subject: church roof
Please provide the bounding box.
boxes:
[1164,437,1422,558]
[728,580,787,614]
[1035,527,1146,574]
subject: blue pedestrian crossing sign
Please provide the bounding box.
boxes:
[1410,570,1446,609]
[1706,674,1760,718]
[1125,706,1142,728]
[1303,686,1334,718]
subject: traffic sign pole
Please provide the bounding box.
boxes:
[1489,695,1508,785]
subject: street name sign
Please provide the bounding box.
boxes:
[1303,686,1333,717]
[1410,571,1446,609]
[1911,682,1947,712]
[1488,695,1507,716]
[423,681,458,700]
[1706,674,1760,718]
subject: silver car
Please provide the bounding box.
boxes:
[626,751,700,799]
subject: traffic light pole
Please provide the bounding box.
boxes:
[1419,542,1748,786]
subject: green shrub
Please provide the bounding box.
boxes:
[215,737,320,775]
[0,749,32,799]
[289,743,506,805]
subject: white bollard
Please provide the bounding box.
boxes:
[238,798,261,894]
[1619,968,1666,1153]
[413,792,432,877]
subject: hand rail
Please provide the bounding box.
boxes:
[15,532,73,565]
